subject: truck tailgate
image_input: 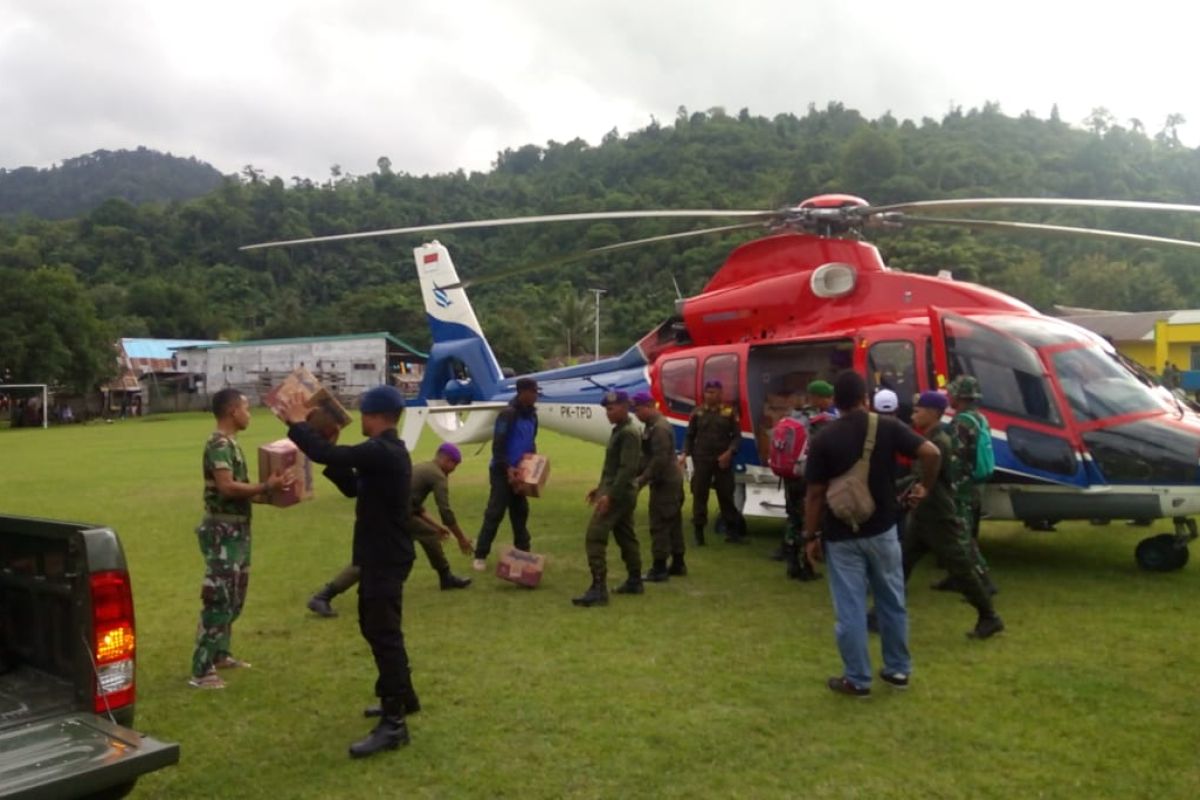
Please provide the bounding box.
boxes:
[0,712,179,799]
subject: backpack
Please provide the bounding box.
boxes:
[825,413,879,532]
[956,410,995,482]
[769,417,808,478]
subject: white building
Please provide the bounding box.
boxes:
[173,332,427,404]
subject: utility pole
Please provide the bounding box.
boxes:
[589,288,606,363]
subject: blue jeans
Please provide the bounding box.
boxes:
[824,526,910,688]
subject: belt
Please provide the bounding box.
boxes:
[203,512,250,524]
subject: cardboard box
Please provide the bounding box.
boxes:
[262,367,352,436]
[515,453,550,498]
[495,547,546,588]
[253,438,314,507]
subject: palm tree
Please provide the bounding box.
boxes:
[548,289,593,360]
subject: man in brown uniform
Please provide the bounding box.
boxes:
[680,379,746,545]
[633,391,686,581]
[307,443,473,616]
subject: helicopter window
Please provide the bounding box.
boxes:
[703,354,740,406]
[944,317,1061,425]
[1051,346,1162,422]
[661,358,698,415]
[867,341,916,423]
[984,316,1078,348]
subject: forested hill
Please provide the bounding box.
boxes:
[0,148,225,219]
[4,103,1200,391]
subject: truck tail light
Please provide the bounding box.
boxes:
[90,570,136,712]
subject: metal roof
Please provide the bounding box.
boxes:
[173,332,427,358]
[119,338,224,359]
[1058,311,1174,342]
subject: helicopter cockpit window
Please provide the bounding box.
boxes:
[868,341,916,423]
[944,317,1061,425]
[703,354,740,406]
[661,358,698,415]
[1051,346,1162,423]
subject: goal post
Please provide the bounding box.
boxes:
[0,384,49,429]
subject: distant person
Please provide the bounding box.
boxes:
[873,389,899,416]
[189,388,289,690]
[901,392,1004,639]
[473,377,539,571]
[573,390,644,607]
[776,380,838,581]
[307,442,475,617]
[681,379,746,545]
[633,391,686,581]
[803,371,939,696]
[283,385,420,758]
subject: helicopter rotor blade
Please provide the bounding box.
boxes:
[865,197,1200,217]
[240,209,775,251]
[891,214,1200,250]
[441,221,766,290]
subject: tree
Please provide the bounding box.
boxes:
[547,289,593,359]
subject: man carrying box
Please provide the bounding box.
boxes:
[573,390,644,607]
[472,376,540,571]
[308,442,475,616]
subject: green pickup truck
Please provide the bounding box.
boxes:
[0,515,179,799]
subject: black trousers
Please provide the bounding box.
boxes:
[358,561,415,715]
[475,464,531,558]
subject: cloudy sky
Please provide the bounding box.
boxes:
[1,1,1195,180]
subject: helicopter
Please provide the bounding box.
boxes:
[244,193,1200,572]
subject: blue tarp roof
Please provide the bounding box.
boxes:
[120,338,224,359]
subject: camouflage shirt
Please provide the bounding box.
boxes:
[600,416,642,503]
[909,423,961,526]
[683,403,740,461]
[411,459,456,526]
[203,431,251,517]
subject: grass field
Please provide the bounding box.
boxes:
[2,410,1199,799]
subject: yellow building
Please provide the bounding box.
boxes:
[1058,309,1200,374]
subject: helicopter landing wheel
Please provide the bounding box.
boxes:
[1135,533,1190,572]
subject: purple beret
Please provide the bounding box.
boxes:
[436,442,462,463]
[915,390,948,412]
[631,391,655,406]
[601,389,630,407]
[704,379,723,390]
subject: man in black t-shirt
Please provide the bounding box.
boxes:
[803,372,940,697]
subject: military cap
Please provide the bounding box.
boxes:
[916,390,948,412]
[947,375,982,400]
[601,389,630,407]
[436,442,462,463]
[631,391,655,406]
[807,379,834,398]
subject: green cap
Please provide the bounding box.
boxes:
[807,380,834,398]
[947,375,982,400]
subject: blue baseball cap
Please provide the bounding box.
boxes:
[915,390,948,412]
[360,385,406,414]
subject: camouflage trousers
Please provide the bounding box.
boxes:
[192,518,251,677]
[955,486,989,573]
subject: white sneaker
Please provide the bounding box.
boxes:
[472,558,487,572]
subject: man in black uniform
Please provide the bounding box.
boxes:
[282,385,417,759]
[680,379,746,545]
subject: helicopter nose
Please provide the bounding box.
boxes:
[1081,417,1200,484]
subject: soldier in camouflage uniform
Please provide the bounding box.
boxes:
[934,375,998,595]
[681,379,746,545]
[573,390,644,607]
[632,391,686,582]
[190,388,288,689]
[902,391,1004,639]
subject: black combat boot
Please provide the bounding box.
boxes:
[438,569,472,590]
[349,697,410,758]
[614,573,645,595]
[693,524,706,547]
[668,554,687,576]
[724,518,749,544]
[365,688,421,718]
[306,583,340,617]
[572,572,609,607]
[643,559,670,583]
[930,574,964,593]
[968,612,1005,640]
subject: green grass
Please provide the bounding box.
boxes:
[3,410,1200,799]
